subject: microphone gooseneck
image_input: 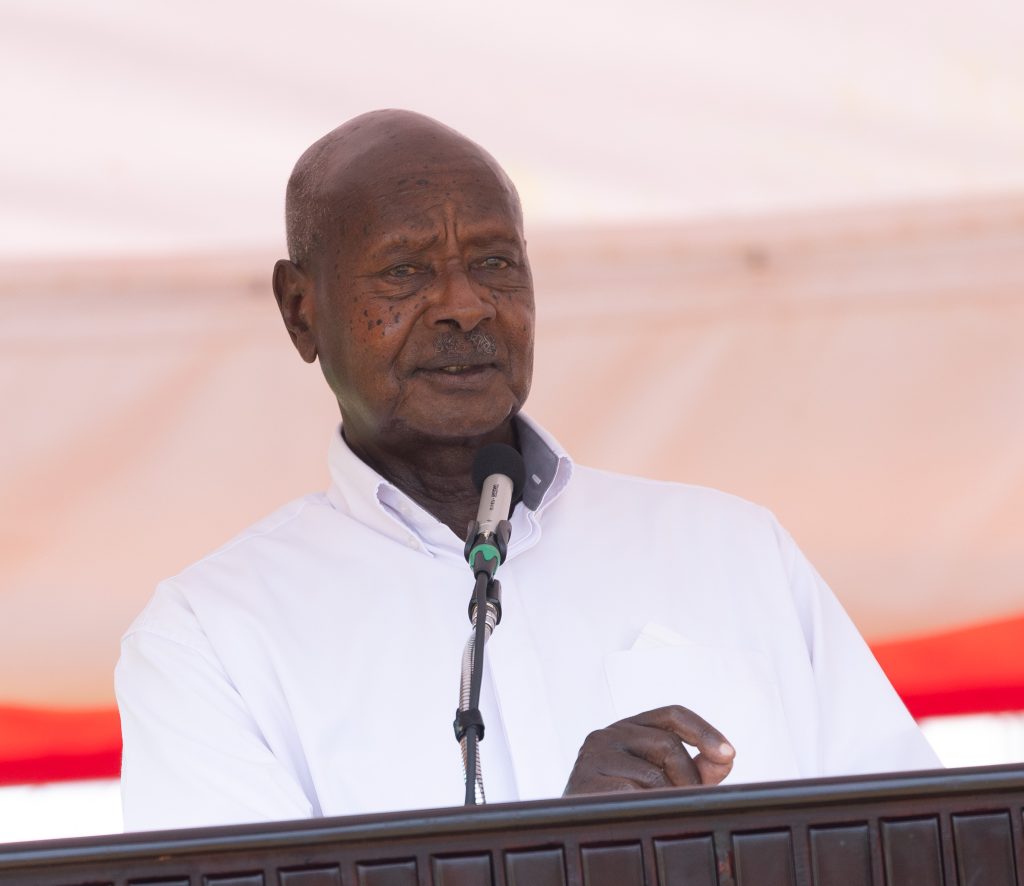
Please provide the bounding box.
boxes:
[455,442,524,805]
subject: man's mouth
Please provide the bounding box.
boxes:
[415,360,498,384]
[418,358,497,374]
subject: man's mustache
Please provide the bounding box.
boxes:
[434,330,497,358]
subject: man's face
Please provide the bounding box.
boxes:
[307,156,535,453]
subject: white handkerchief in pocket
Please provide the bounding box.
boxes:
[604,628,800,784]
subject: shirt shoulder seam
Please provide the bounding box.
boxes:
[174,493,325,578]
[121,621,216,657]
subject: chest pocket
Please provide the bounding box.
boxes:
[603,643,802,785]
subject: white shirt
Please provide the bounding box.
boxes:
[116,417,939,831]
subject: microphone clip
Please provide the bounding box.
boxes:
[453,706,485,743]
[464,519,512,579]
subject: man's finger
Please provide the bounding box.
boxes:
[565,749,673,795]
[661,743,702,787]
[580,736,676,788]
[629,705,735,764]
[693,750,735,785]
[611,722,703,787]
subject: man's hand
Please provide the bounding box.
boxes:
[564,705,735,796]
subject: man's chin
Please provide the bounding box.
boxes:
[397,404,520,446]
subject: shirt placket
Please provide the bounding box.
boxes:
[484,567,568,801]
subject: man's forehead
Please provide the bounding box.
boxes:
[369,171,518,219]
[324,161,523,244]
[323,145,515,204]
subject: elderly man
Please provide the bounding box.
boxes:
[116,110,939,831]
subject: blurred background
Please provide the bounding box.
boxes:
[1,0,1022,842]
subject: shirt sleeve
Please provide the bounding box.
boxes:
[115,585,315,831]
[776,521,943,776]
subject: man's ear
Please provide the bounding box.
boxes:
[272,259,318,363]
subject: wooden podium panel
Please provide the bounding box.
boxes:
[0,764,1021,885]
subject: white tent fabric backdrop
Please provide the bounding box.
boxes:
[1,1,1022,722]
[3,0,1024,258]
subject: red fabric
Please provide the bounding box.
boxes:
[0,706,121,786]
[2,616,1023,784]
[871,614,1024,718]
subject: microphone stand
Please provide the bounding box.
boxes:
[454,519,511,806]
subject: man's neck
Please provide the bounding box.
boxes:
[343,422,519,538]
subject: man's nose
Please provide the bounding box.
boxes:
[424,262,496,331]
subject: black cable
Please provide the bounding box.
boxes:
[464,571,490,805]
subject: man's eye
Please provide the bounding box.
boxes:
[479,257,510,270]
[387,264,419,278]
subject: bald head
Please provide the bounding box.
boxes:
[284,110,522,268]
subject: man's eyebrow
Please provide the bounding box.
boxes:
[462,231,522,248]
[369,233,441,260]
[366,229,522,261]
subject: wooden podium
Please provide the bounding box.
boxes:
[1,764,1021,885]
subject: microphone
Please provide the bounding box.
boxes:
[464,443,525,578]
[456,442,525,805]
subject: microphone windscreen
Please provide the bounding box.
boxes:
[472,443,526,502]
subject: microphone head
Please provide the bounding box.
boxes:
[472,443,526,503]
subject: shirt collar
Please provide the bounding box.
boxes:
[325,414,574,559]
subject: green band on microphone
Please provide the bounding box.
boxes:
[469,543,502,574]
